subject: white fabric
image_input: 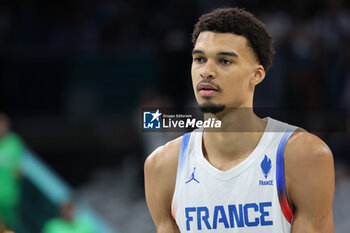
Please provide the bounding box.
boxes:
[171,117,297,233]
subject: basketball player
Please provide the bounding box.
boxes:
[144,8,334,233]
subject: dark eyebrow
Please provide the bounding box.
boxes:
[217,51,238,57]
[192,49,204,55]
[192,50,238,57]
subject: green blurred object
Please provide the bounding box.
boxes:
[0,132,24,227]
[21,149,115,233]
[41,217,94,233]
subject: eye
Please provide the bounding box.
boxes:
[194,57,206,63]
[219,58,232,65]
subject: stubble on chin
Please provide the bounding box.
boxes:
[198,102,226,114]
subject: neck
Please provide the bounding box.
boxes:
[202,109,267,171]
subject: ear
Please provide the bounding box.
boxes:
[251,65,265,86]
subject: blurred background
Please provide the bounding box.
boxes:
[0,0,349,232]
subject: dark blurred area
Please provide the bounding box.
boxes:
[0,1,349,230]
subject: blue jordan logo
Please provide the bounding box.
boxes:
[186,167,200,184]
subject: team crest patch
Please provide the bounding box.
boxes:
[261,155,272,178]
[259,155,273,186]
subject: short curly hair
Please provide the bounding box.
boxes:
[192,7,275,71]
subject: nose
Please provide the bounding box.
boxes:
[200,60,216,79]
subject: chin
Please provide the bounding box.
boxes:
[198,102,226,114]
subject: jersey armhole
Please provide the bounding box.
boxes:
[171,132,191,220]
[276,129,296,224]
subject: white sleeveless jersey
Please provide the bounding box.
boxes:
[171,117,298,233]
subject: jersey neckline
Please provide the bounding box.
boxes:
[195,117,273,181]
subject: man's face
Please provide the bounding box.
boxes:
[191,31,263,113]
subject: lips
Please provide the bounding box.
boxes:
[198,83,219,91]
[197,83,219,97]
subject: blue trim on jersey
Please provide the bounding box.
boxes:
[276,129,296,223]
[179,133,191,172]
[276,131,294,192]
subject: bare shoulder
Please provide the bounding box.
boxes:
[284,128,333,166]
[284,128,335,216]
[144,135,184,199]
[144,135,183,176]
[144,135,184,231]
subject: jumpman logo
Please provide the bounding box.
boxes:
[185,167,200,184]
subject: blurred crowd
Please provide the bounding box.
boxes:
[0,113,95,232]
[0,0,349,107]
[0,114,23,231]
